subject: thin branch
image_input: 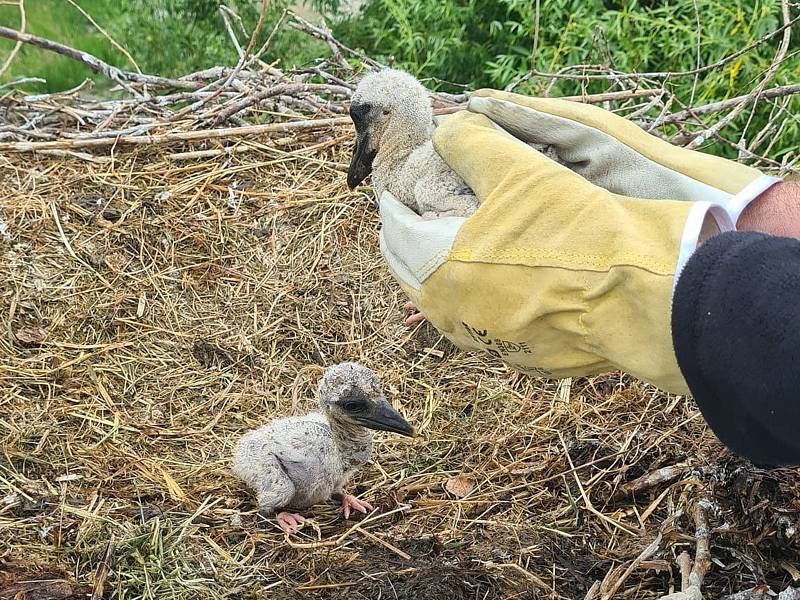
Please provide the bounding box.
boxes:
[172,0,271,119]
[531,0,541,74]
[288,11,383,69]
[0,26,204,90]
[321,19,351,71]
[0,0,25,78]
[0,88,663,153]
[62,0,142,75]
[688,500,712,589]
[218,5,246,57]
[0,76,43,90]
[212,82,352,124]
[653,83,800,127]
[614,462,690,498]
[0,115,353,153]
[600,533,663,600]
[530,13,800,82]
[250,7,288,64]
[687,0,792,149]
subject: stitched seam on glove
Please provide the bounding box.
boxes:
[575,273,596,355]
[413,249,451,280]
[447,248,674,275]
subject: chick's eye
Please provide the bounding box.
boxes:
[382,108,390,116]
[342,401,366,412]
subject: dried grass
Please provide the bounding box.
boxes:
[2,127,798,600]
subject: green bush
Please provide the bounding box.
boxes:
[334,0,799,159]
[0,0,125,92]
[0,0,336,92]
[107,0,337,78]
[0,0,796,160]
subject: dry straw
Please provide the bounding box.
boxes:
[1,3,799,599]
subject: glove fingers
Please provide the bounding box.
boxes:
[433,111,587,205]
[467,93,731,204]
[469,89,762,196]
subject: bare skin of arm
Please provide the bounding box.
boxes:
[737,181,800,238]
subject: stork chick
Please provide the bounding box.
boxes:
[347,69,561,219]
[232,362,414,533]
[347,68,478,219]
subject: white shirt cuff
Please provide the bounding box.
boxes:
[674,175,782,291]
[725,175,783,225]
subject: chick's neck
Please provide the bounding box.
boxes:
[374,118,434,173]
[325,410,374,469]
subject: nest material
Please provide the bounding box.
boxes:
[1,6,800,600]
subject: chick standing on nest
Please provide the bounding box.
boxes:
[232,362,415,533]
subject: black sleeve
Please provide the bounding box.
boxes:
[671,230,800,466]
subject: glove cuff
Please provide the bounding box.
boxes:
[378,191,465,291]
[672,230,800,465]
[675,202,734,291]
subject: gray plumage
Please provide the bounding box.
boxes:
[347,69,478,219]
[232,363,413,523]
[346,68,561,219]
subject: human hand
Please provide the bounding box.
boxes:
[379,110,725,394]
[465,89,780,224]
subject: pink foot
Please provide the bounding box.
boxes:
[403,301,426,326]
[340,494,374,519]
[276,511,305,533]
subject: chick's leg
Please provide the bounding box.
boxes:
[332,492,374,519]
[403,301,426,326]
[276,511,305,533]
[251,455,300,533]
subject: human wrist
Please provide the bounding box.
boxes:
[737,181,800,238]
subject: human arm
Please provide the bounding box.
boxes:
[737,181,800,236]
[379,94,799,464]
[672,229,800,466]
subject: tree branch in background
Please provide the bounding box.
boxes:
[288,11,384,69]
[0,0,26,78]
[687,0,792,149]
[173,0,271,120]
[212,82,352,124]
[63,0,142,75]
[653,83,800,127]
[0,25,204,91]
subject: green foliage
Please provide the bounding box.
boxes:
[335,0,799,159]
[0,0,125,92]
[108,0,338,78]
[335,0,792,93]
[0,0,334,92]
[0,0,797,159]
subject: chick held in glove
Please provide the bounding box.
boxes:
[232,362,415,533]
[346,68,561,219]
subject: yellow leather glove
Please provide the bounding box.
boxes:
[379,96,778,394]
[466,89,779,219]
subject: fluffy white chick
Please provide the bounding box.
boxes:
[232,362,414,533]
[346,68,561,219]
[346,68,479,219]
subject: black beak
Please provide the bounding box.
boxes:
[355,401,415,437]
[347,127,376,189]
[347,102,377,189]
